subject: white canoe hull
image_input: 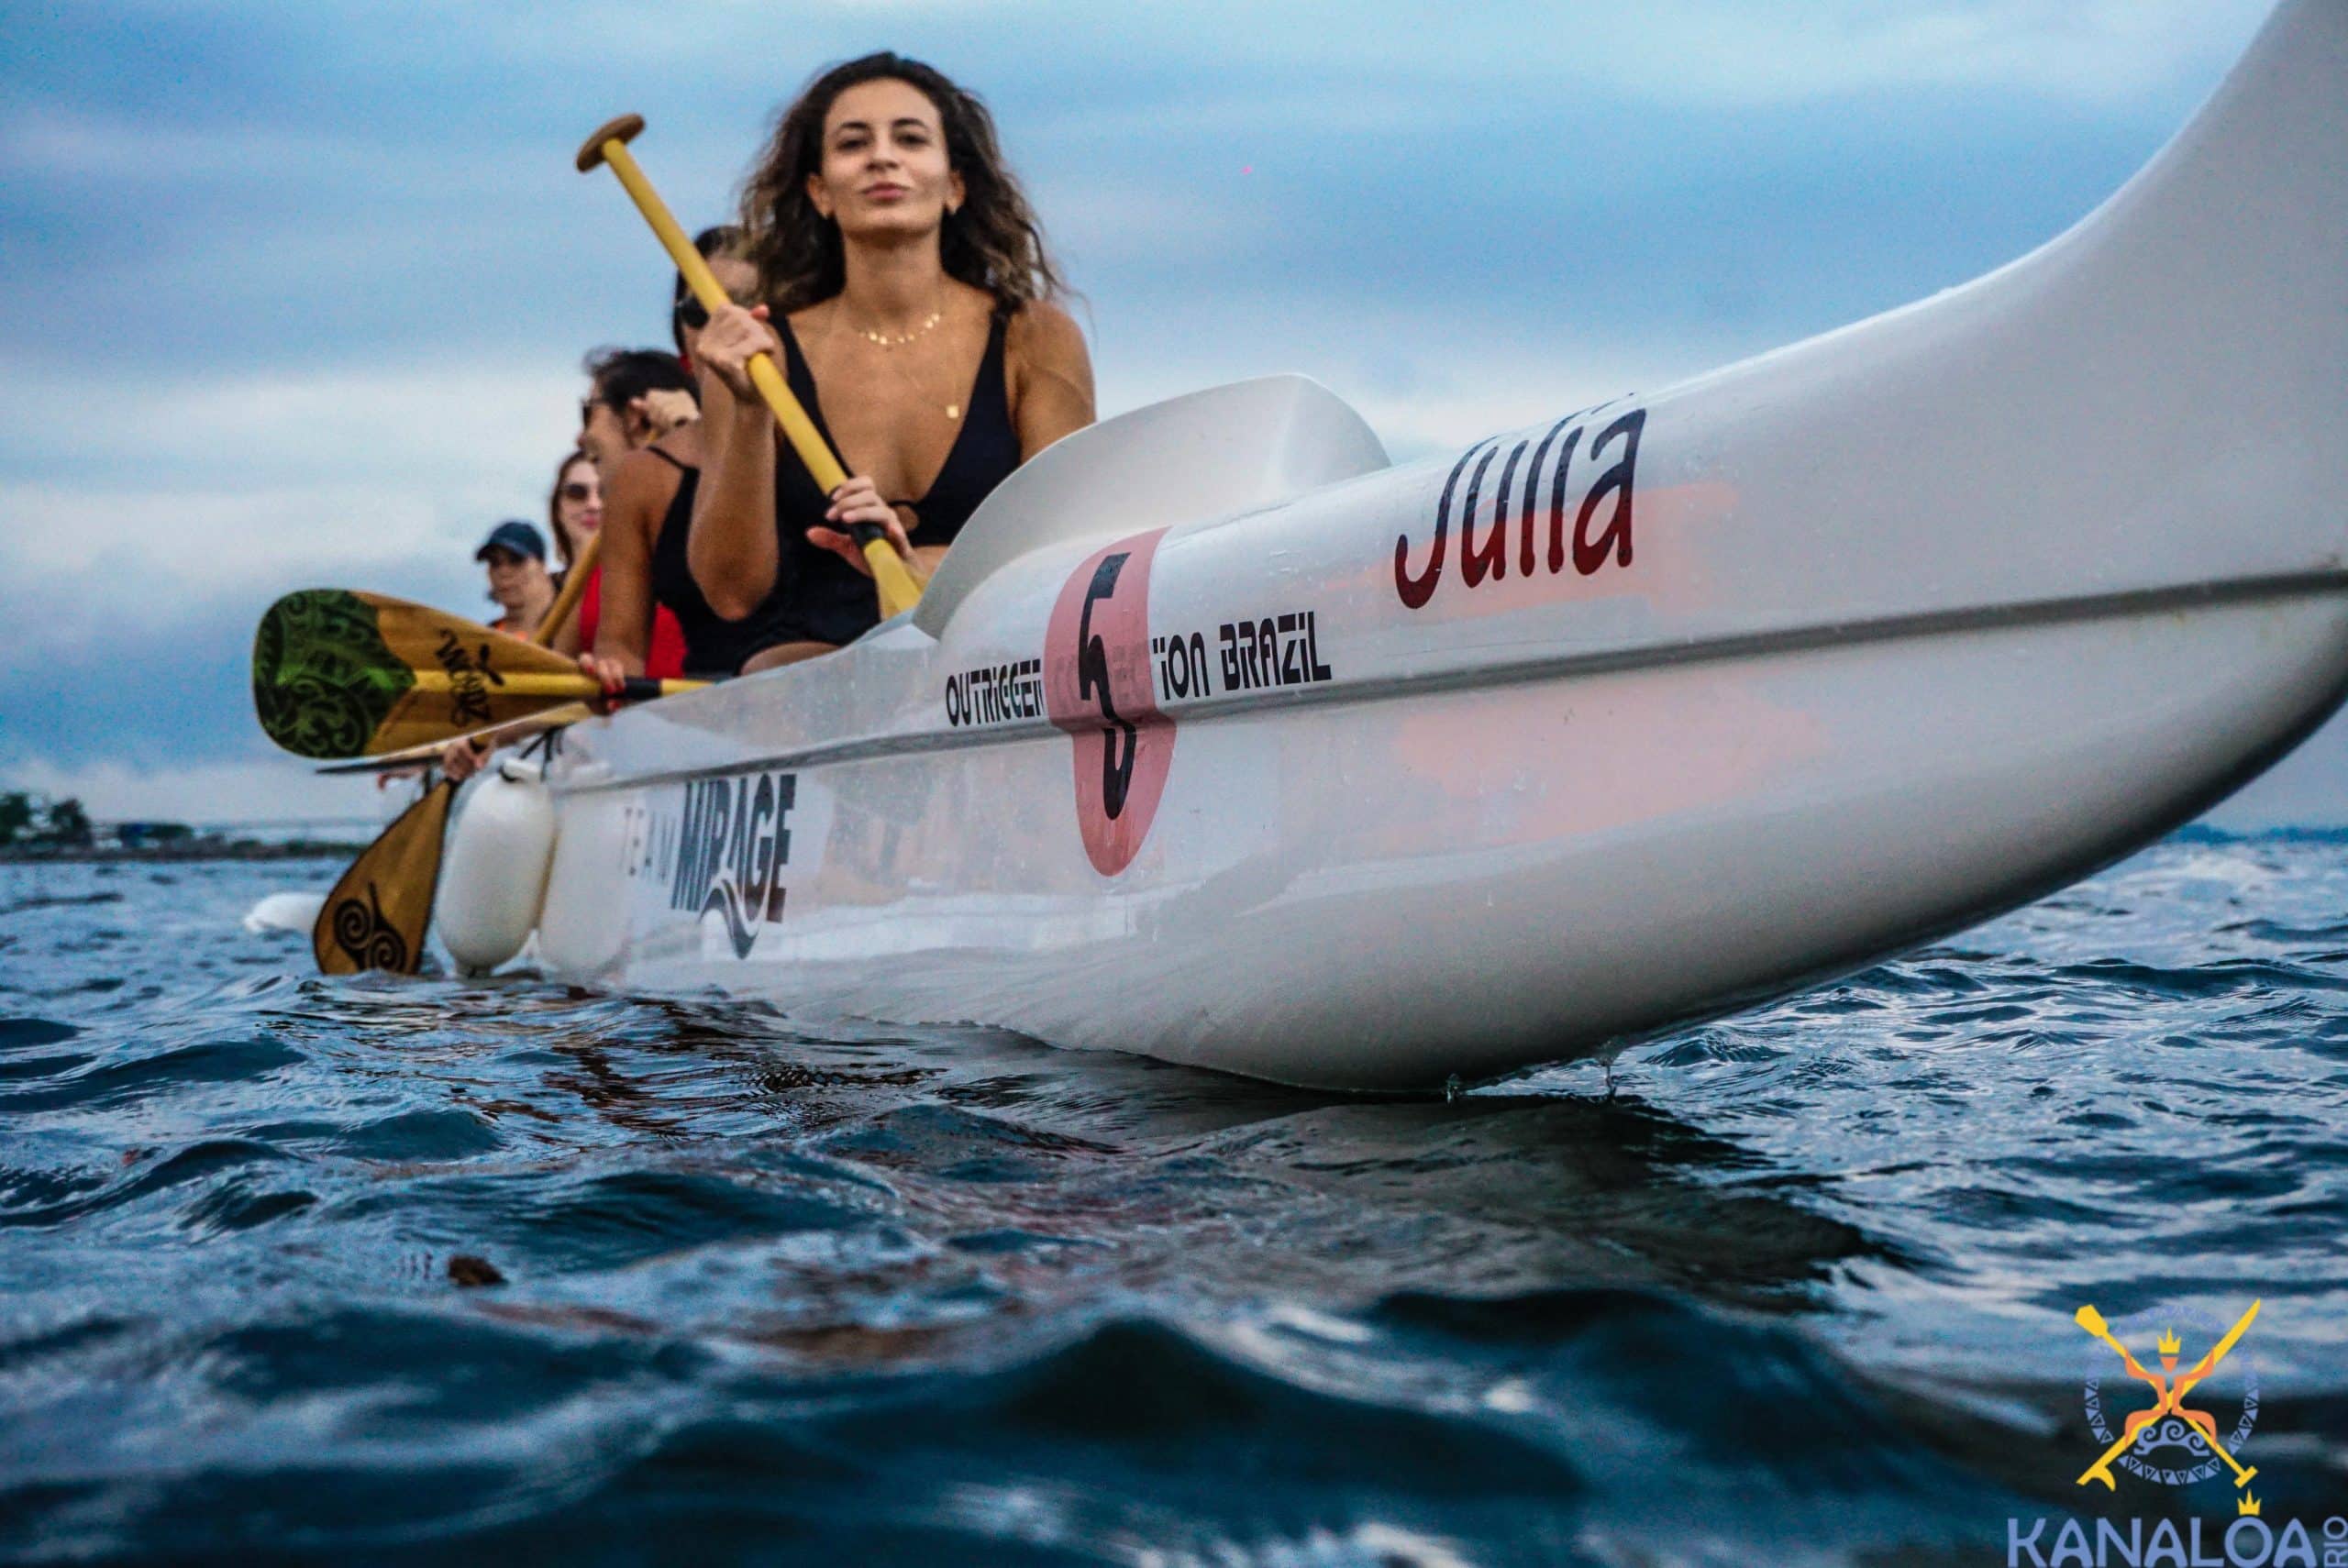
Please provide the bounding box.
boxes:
[533,0,2348,1088]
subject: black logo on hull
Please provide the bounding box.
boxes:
[1395,406,1646,610]
[669,771,795,958]
[1077,553,1138,821]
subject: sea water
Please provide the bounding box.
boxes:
[2,830,2342,1564]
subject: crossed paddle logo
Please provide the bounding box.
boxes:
[2073,1298,2259,1490]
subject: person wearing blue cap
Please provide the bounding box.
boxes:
[475,519,554,638]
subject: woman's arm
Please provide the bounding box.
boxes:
[687,304,784,619]
[584,447,679,681]
[1007,299,1097,459]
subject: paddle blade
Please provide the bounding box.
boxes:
[313,780,455,975]
[253,589,415,758]
[2076,1306,2109,1337]
[255,589,594,758]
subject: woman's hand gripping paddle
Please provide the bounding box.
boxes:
[575,113,925,621]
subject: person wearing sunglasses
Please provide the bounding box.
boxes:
[544,446,689,678]
[547,450,603,574]
[442,349,703,782]
[578,226,799,697]
[575,348,699,480]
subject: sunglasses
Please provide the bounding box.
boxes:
[674,295,712,334]
[559,481,596,502]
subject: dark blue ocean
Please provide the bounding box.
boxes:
[3,830,2344,1565]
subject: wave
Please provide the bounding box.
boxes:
[0,1297,2021,1564]
[2,845,2344,1562]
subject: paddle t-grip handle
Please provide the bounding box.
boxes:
[574,114,645,172]
[574,112,925,620]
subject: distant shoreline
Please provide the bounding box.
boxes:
[0,842,366,865]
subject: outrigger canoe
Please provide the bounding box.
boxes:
[492,0,2344,1088]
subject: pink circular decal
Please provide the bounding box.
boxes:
[1044,529,1174,876]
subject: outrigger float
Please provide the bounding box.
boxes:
[445,1,2343,1088]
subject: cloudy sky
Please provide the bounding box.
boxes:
[5,0,2330,826]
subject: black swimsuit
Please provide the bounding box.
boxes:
[644,450,795,678]
[769,307,1022,646]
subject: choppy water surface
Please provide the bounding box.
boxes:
[3,831,2343,1564]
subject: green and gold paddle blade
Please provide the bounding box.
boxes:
[313,778,456,975]
[254,589,602,759]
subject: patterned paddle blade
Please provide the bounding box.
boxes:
[253,590,593,758]
[313,780,457,976]
[253,590,415,759]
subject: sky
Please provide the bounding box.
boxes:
[3,0,2332,828]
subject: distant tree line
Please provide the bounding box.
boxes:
[0,791,98,848]
[0,793,350,862]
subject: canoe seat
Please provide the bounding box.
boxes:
[913,374,1389,635]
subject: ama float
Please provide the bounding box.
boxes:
[504,0,2348,1088]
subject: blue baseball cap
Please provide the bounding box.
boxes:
[474,520,547,562]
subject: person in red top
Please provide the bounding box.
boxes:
[581,228,786,690]
[441,364,701,781]
[543,447,690,679]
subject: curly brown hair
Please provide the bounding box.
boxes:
[738,52,1064,315]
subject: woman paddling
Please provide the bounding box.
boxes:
[443,351,704,784]
[542,447,680,677]
[690,52,1095,672]
[580,227,787,688]
[575,348,699,480]
[548,439,692,678]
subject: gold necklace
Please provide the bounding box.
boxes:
[849,305,944,349]
[821,301,964,420]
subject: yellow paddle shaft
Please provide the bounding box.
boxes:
[2187,1298,2261,1385]
[405,670,704,701]
[583,124,925,621]
[537,525,601,650]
